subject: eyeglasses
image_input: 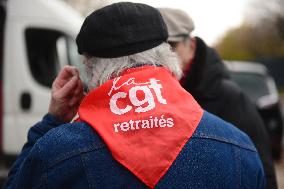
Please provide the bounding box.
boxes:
[168,36,190,50]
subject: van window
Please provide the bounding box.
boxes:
[0,2,6,150]
[25,29,86,88]
[25,28,62,87]
[66,38,87,84]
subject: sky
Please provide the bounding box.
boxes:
[112,0,252,45]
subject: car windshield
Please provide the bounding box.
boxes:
[230,72,270,102]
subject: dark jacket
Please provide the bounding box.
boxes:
[182,37,277,189]
[4,113,265,189]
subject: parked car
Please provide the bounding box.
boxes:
[225,61,283,160]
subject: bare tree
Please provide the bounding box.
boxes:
[246,0,284,41]
[215,0,284,60]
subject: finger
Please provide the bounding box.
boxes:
[68,92,84,107]
[53,66,79,89]
[56,66,76,81]
[74,79,84,95]
[74,86,82,96]
[61,65,79,77]
[56,76,78,99]
[68,96,79,107]
[63,78,84,107]
[64,66,79,79]
[68,78,83,101]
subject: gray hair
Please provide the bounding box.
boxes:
[83,42,182,89]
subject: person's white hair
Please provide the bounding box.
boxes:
[84,42,182,90]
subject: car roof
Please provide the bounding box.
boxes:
[224,61,268,75]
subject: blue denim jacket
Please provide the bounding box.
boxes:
[4,111,265,189]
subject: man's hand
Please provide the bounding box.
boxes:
[48,66,84,122]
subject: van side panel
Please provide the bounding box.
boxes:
[0,2,6,154]
[2,0,82,155]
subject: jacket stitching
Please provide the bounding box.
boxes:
[47,145,105,169]
[192,134,256,152]
[80,154,93,189]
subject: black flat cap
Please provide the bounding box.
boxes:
[76,2,168,58]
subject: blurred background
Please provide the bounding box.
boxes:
[1,0,284,187]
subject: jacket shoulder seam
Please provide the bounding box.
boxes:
[192,134,256,152]
[47,144,106,169]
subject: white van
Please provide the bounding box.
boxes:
[0,0,84,180]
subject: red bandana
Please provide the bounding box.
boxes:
[78,66,203,188]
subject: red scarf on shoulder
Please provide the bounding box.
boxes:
[78,66,203,188]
